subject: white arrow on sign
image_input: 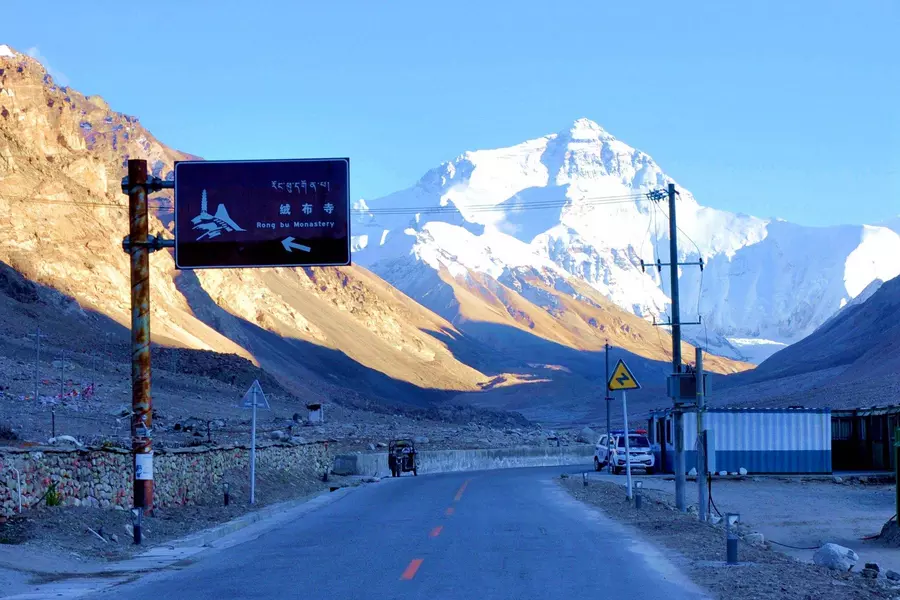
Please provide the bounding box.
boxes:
[282,237,311,253]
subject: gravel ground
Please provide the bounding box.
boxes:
[590,472,897,573]
[0,463,361,564]
[560,477,895,600]
[0,346,558,453]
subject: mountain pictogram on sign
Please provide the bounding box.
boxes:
[607,359,641,391]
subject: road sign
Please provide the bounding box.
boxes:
[174,158,350,269]
[607,359,640,391]
[241,380,270,409]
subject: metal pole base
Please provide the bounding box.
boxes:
[726,538,738,564]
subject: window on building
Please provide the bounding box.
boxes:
[832,419,852,441]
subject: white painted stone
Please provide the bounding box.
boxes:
[813,543,859,572]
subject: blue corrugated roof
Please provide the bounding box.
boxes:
[649,406,832,417]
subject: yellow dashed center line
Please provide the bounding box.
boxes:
[401,558,424,580]
[454,479,470,502]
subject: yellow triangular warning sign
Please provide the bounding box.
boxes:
[608,359,641,391]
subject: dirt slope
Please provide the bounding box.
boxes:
[717,275,900,408]
[0,46,489,406]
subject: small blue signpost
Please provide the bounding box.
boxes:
[174,158,350,269]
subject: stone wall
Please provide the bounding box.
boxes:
[0,442,331,517]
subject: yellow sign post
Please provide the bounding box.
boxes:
[607,359,640,499]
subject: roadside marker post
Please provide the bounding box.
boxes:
[242,380,270,504]
[608,359,641,501]
[726,513,740,564]
[131,507,143,545]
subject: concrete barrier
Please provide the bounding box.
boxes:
[332,445,594,477]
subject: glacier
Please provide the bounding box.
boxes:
[352,118,900,363]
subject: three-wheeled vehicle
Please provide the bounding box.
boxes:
[388,439,418,477]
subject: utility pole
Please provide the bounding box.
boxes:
[642,183,704,514]
[55,351,65,437]
[120,159,174,520]
[28,327,46,403]
[125,159,154,514]
[667,183,687,512]
[58,352,65,401]
[605,341,612,474]
[695,347,707,522]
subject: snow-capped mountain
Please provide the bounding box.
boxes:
[353,119,900,363]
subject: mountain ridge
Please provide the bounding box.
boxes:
[0,44,748,426]
[353,118,900,364]
[716,274,900,410]
[0,44,493,407]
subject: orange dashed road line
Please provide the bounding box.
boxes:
[401,558,424,580]
[454,479,470,502]
[430,525,443,538]
[445,507,455,516]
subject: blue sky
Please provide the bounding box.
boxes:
[3,0,897,226]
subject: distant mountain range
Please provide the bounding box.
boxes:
[4,41,893,426]
[352,119,900,364]
[0,44,744,425]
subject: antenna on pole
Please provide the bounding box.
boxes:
[200,189,208,214]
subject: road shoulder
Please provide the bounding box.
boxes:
[558,476,894,600]
[0,484,361,599]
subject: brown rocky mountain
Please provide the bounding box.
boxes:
[0,45,748,427]
[0,47,488,405]
[717,274,900,409]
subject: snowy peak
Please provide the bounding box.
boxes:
[0,45,15,58]
[354,120,900,364]
[558,117,616,142]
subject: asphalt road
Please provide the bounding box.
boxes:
[84,466,708,600]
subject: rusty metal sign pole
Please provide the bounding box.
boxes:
[121,159,174,534]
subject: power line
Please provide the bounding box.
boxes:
[654,193,708,351]
[700,268,710,350]
[2,191,650,216]
[1,197,171,211]
[635,201,665,360]
[655,200,702,256]
[648,202,671,361]
[361,193,645,214]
